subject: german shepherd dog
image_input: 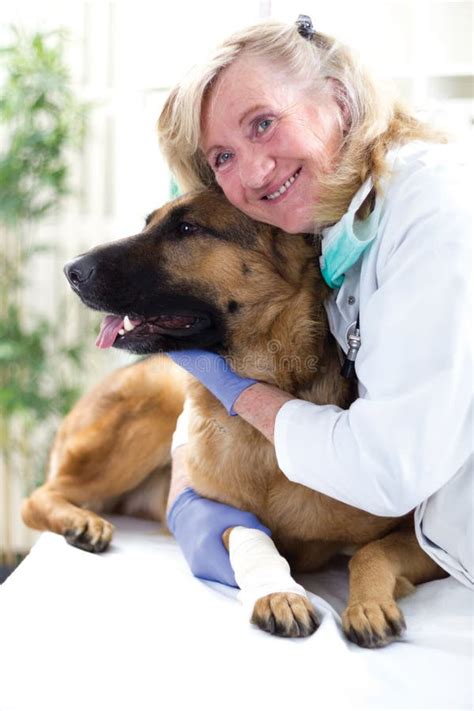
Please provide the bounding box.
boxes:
[22,189,445,646]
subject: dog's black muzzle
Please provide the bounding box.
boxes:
[64,241,224,354]
[63,237,168,315]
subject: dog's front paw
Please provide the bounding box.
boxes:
[251,593,320,638]
[342,599,406,648]
[64,513,114,553]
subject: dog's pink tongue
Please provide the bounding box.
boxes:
[96,315,124,349]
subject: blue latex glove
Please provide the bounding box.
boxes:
[168,350,256,415]
[167,487,271,587]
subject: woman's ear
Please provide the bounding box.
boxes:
[328,78,352,134]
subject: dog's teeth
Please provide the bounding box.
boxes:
[118,329,125,335]
[123,315,135,332]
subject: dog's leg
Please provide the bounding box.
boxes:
[22,425,173,553]
[21,484,116,553]
[223,526,319,638]
[342,526,447,648]
[22,357,185,552]
[22,405,179,552]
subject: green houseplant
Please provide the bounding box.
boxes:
[0,27,89,565]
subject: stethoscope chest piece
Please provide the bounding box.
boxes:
[341,317,361,380]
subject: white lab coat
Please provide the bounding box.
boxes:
[173,141,474,588]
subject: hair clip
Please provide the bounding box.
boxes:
[296,14,316,41]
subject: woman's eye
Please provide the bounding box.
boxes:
[214,151,233,168]
[255,118,273,135]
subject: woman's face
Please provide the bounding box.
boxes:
[201,55,344,234]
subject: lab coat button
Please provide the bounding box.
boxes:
[348,296,356,305]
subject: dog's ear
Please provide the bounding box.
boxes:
[142,204,171,231]
[144,210,157,227]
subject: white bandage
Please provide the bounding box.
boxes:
[228,526,307,612]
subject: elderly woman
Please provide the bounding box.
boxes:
[157,17,472,589]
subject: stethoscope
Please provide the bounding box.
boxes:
[341,315,361,380]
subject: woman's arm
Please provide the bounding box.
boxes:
[232,383,293,443]
[167,443,271,586]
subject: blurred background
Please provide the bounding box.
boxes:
[0,0,472,579]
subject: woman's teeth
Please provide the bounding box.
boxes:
[265,169,300,200]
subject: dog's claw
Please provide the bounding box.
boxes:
[251,593,320,638]
[342,600,406,648]
[64,515,114,553]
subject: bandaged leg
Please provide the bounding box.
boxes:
[228,526,318,637]
[228,526,307,612]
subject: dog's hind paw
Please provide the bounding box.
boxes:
[342,599,406,648]
[251,593,320,638]
[64,514,114,553]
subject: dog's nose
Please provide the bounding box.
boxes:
[64,256,95,286]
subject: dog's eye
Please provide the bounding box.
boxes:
[178,222,198,236]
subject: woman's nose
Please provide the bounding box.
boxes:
[239,151,275,191]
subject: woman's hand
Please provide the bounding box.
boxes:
[167,349,257,415]
[167,447,271,587]
[168,350,294,441]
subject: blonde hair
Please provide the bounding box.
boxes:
[158,20,445,228]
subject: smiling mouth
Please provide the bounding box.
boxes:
[96,312,211,349]
[262,168,301,201]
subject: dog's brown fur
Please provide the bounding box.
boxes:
[22,189,446,646]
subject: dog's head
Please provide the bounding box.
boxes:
[65,189,328,379]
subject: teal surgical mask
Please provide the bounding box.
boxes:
[320,179,383,289]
